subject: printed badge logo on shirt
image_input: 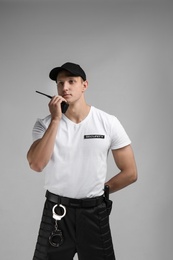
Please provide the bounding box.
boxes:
[84,135,105,139]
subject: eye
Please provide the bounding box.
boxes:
[69,79,75,84]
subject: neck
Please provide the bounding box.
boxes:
[65,101,91,124]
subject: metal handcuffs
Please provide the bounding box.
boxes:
[49,204,66,247]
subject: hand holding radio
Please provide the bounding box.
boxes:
[36,91,69,116]
[48,96,67,120]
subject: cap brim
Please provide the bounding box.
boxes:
[49,67,64,81]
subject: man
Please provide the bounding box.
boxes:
[27,62,137,260]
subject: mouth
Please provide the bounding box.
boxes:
[63,94,71,98]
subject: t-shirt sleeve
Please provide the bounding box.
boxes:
[110,116,131,150]
[32,119,46,142]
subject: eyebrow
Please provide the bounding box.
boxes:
[57,77,77,83]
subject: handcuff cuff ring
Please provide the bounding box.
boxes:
[52,204,66,220]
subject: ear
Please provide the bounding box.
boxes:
[82,80,88,93]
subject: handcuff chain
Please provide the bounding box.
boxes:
[55,220,58,231]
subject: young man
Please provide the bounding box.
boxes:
[27,62,137,260]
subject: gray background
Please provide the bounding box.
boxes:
[0,0,173,259]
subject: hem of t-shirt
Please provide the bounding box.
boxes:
[44,187,104,199]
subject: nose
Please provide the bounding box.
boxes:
[63,81,69,91]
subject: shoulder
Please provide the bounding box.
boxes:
[91,106,119,124]
[91,107,130,141]
[34,114,51,129]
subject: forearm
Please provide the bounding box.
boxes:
[27,118,60,172]
[105,169,137,194]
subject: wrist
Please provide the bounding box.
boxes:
[50,117,61,125]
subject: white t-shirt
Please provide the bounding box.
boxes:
[32,106,131,198]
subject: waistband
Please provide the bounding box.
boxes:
[46,190,104,208]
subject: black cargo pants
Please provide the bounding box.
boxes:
[33,191,116,260]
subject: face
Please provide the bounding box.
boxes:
[56,71,88,104]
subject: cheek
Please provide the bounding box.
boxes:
[57,87,62,94]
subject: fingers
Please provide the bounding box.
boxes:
[48,96,66,119]
[49,95,67,109]
[49,95,62,105]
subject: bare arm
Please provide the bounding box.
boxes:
[27,96,65,172]
[105,145,137,193]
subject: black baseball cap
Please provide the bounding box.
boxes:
[49,62,86,81]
